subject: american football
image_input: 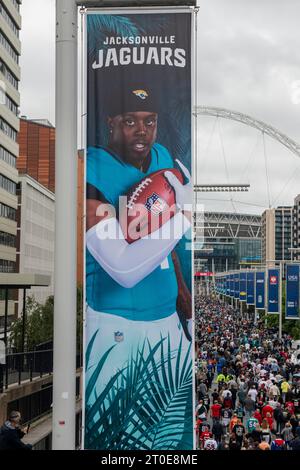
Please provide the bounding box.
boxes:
[120,168,184,243]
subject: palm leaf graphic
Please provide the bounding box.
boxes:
[87,15,141,57]
[85,329,98,372]
[84,335,192,450]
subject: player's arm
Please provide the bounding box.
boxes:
[172,250,192,320]
[172,250,192,340]
[86,185,191,289]
[165,160,193,339]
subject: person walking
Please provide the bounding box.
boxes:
[281,379,290,403]
[244,396,256,421]
[281,421,294,450]
[273,403,285,434]
[212,418,224,443]
[211,400,222,423]
[232,419,246,449]
[261,418,272,445]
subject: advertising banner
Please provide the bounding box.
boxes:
[226,274,230,296]
[230,273,235,297]
[239,272,246,302]
[255,271,265,309]
[221,276,225,294]
[234,273,240,299]
[246,272,255,305]
[286,264,300,319]
[268,269,280,314]
[85,10,193,450]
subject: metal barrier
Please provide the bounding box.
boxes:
[0,349,82,393]
[0,349,53,392]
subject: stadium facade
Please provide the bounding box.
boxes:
[194,211,262,274]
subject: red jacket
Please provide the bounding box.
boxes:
[211,403,222,418]
[200,431,212,442]
[285,402,295,414]
[262,405,274,418]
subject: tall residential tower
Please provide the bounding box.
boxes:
[0,0,21,275]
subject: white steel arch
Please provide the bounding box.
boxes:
[195,106,300,158]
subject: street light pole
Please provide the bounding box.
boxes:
[53,0,78,450]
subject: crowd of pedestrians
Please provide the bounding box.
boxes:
[195,294,300,451]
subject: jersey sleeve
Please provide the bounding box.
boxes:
[87,147,115,205]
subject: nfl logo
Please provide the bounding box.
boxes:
[270,276,277,285]
[114,331,124,342]
[145,193,167,215]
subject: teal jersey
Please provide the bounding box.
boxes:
[86,143,179,321]
[247,418,258,433]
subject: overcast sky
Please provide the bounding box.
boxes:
[19,0,300,215]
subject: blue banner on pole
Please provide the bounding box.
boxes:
[246,272,255,305]
[234,273,240,299]
[226,275,230,296]
[255,272,265,309]
[239,272,247,301]
[230,274,235,297]
[268,268,280,314]
[286,265,300,319]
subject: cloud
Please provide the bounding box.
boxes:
[195,0,300,213]
[19,0,55,123]
[19,0,300,214]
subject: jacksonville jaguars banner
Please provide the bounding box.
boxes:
[286,264,300,319]
[84,9,193,450]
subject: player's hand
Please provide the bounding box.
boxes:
[164,160,192,212]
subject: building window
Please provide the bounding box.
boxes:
[0,31,19,64]
[0,146,16,168]
[0,2,19,37]
[0,174,16,194]
[0,59,18,89]
[0,230,16,247]
[0,202,16,220]
[0,88,18,115]
[0,289,14,300]
[0,259,15,273]
[0,116,17,141]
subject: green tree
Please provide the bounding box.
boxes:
[9,288,84,352]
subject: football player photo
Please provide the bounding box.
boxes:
[84,11,193,451]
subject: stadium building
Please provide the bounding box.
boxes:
[194,211,262,274]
